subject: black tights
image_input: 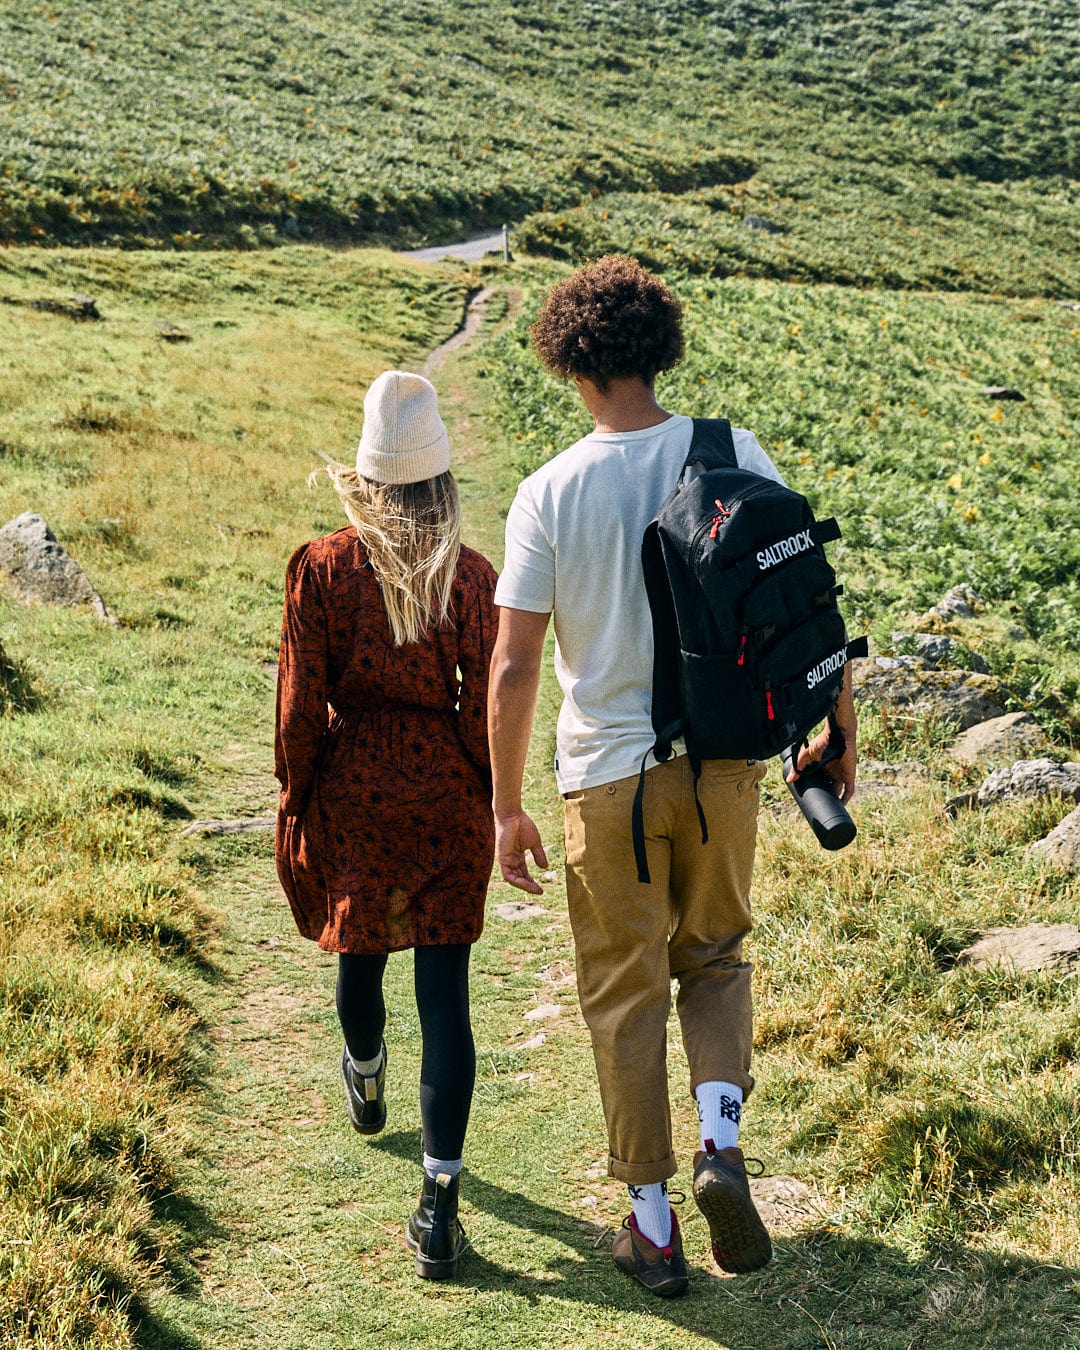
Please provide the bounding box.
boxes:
[336,944,475,1161]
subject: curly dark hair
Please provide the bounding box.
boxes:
[530,255,684,390]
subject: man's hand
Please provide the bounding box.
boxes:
[495,810,549,894]
[785,664,858,804]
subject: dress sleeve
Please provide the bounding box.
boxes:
[456,559,499,782]
[274,544,330,815]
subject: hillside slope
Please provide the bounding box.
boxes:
[1,0,1076,292]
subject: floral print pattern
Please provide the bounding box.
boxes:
[274,527,498,954]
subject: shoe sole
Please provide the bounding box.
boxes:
[613,1260,689,1298]
[403,1227,470,1280]
[693,1172,772,1274]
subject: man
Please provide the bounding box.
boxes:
[487,256,857,1297]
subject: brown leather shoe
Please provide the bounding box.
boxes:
[611,1209,689,1298]
[692,1141,772,1274]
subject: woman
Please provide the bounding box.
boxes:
[274,370,497,1280]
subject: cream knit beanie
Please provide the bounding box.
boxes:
[355,370,450,484]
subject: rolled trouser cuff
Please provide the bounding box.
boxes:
[608,1150,678,1186]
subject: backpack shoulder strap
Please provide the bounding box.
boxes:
[681,417,738,479]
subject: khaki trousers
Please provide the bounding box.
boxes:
[563,754,765,1185]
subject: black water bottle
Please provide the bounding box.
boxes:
[781,745,857,850]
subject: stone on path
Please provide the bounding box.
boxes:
[493,900,547,921]
[750,1175,827,1233]
[0,512,111,620]
[955,923,1080,973]
[1030,807,1080,872]
[947,712,1051,767]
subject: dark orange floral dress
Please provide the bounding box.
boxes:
[274,527,498,954]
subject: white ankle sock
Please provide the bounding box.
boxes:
[423,1153,463,1180]
[349,1047,383,1076]
[628,1181,671,1248]
[696,1080,743,1152]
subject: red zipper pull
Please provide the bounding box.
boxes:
[765,690,775,720]
[737,634,747,667]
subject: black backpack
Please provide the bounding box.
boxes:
[632,417,866,881]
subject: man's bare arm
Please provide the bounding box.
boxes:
[487,607,552,893]
[787,662,858,804]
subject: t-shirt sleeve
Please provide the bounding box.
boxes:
[734,429,787,487]
[493,486,555,614]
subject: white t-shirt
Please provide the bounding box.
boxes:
[495,413,785,792]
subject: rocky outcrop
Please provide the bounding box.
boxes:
[955,923,1080,973]
[947,758,1080,815]
[1030,807,1080,872]
[947,712,1051,767]
[918,583,985,626]
[0,513,111,621]
[971,759,1080,806]
[853,657,1008,730]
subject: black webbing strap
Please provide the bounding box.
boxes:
[689,755,709,846]
[682,417,737,479]
[632,753,652,884]
[632,739,707,886]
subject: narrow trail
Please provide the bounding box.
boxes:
[420,286,499,379]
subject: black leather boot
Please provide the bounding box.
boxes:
[404,1170,469,1279]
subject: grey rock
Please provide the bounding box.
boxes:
[889,631,989,672]
[751,1175,826,1232]
[856,758,932,797]
[947,712,1051,767]
[973,758,1080,806]
[744,215,785,233]
[1030,807,1080,872]
[853,659,1007,730]
[493,901,546,921]
[955,923,1080,973]
[929,584,985,621]
[0,512,111,620]
[17,294,100,320]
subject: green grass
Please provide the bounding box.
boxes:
[1,0,1077,294]
[0,247,1078,1347]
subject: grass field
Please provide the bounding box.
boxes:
[0,245,1078,1347]
[1,0,1077,294]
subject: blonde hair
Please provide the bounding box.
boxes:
[314,463,461,646]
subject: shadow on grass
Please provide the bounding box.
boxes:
[131,1307,207,1350]
[373,1129,1080,1347]
[130,1183,232,1350]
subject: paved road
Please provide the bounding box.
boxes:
[400,231,507,263]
